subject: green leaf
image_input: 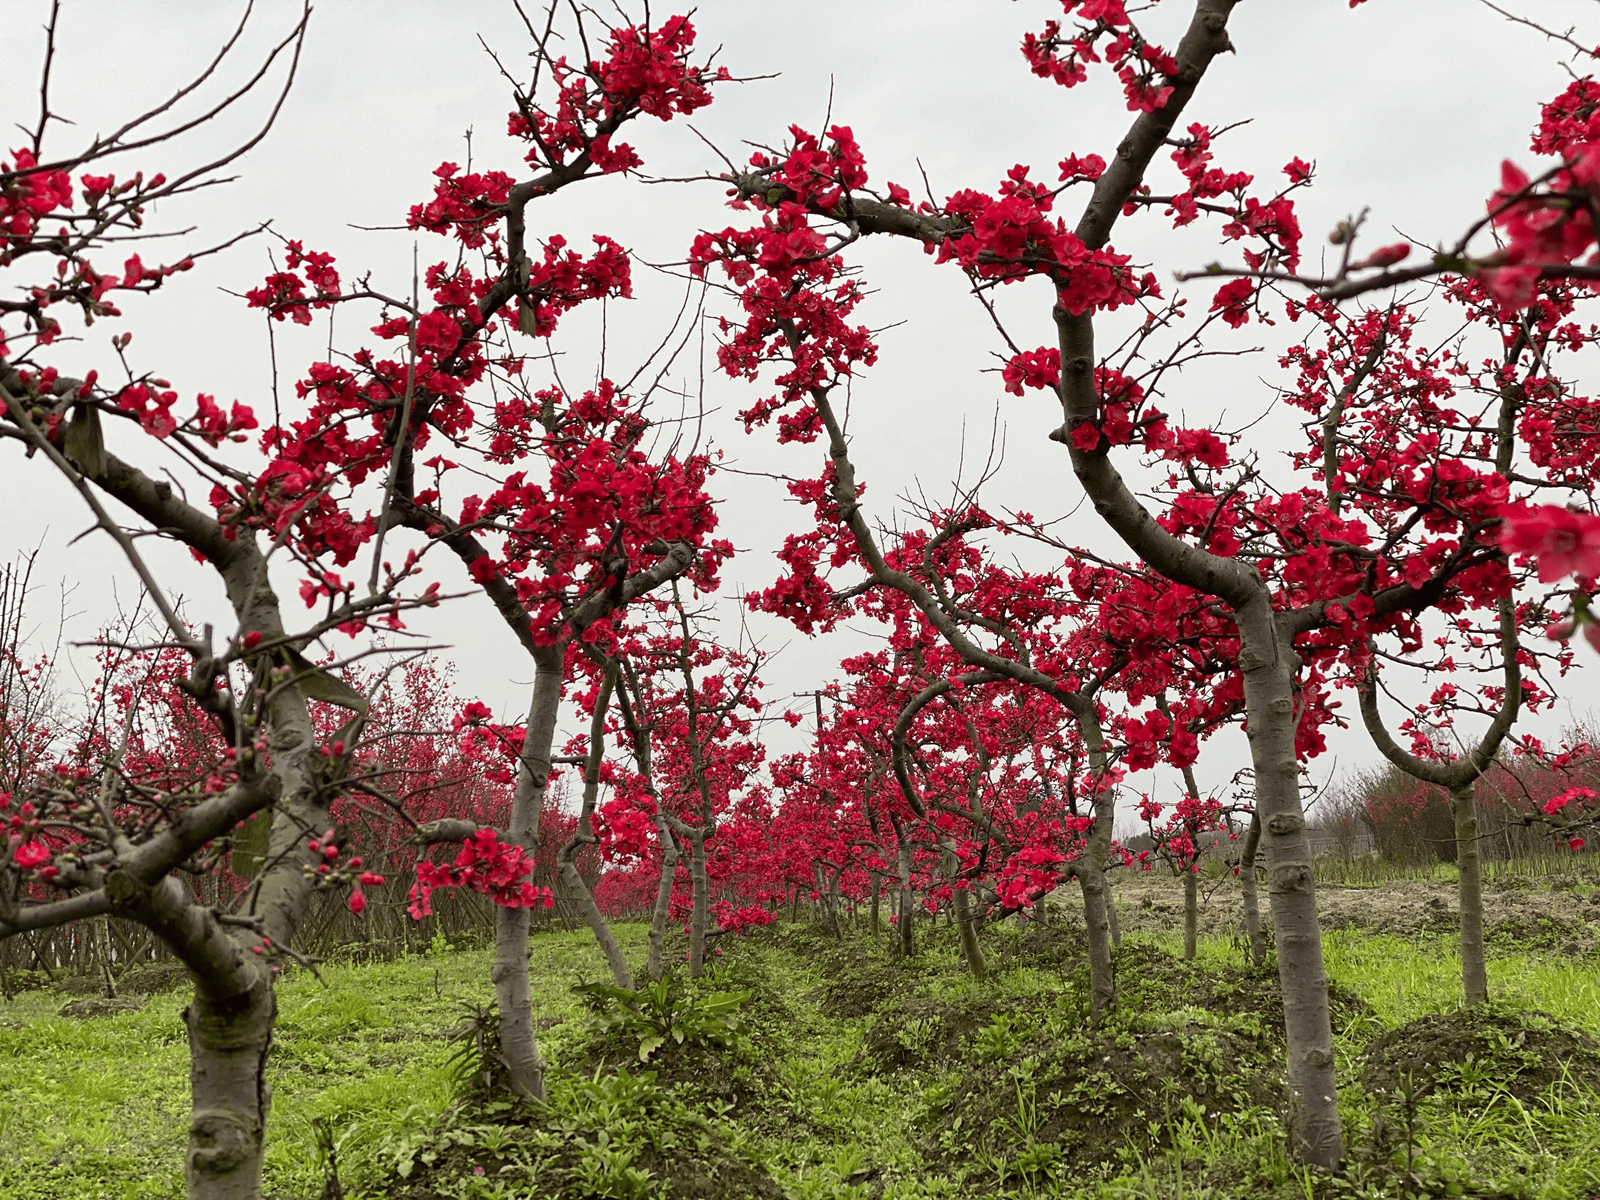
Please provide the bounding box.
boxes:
[573,981,638,1008]
[62,404,106,477]
[278,647,369,712]
[517,297,540,338]
[638,1034,663,1062]
[229,809,272,881]
[697,990,753,1017]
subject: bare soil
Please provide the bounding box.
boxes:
[1102,870,1600,954]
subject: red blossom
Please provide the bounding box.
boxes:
[1499,504,1600,583]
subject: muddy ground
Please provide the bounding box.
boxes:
[1099,868,1600,953]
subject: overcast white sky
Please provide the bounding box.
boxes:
[4,0,1598,822]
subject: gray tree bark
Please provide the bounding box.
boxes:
[945,847,988,979]
[1454,784,1488,1005]
[1183,871,1199,961]
[686,828,711,976]
[647,812,680,981]
[558,661,634,990]
[493,646,564,1101]
[613,660,681,983]
[894,825,915,958]
[1240,811,1266,965]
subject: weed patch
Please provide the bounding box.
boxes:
[372,1071,784,1200]
[1358,1004,1600,1099]
[924,943,1317,1185]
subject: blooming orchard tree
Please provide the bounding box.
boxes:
[764,557,1194,1005]
[594,586,772,977]
[3,2,741,1193]
[682,0,1600,1168]
[234,4,739,1105]
[10,0,1600,1189]
[1315,277,1600,1007]
[0,10,412,1196]
[1133,749,1242,963]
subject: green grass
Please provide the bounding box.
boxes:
[1135,926,1600,1035]
[0,930,639,1200]
[2,911,1598,1199]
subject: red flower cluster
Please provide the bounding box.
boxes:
[506,15,726,174]
[0,148,73,247]
[1475,81,1600,313]
[407,828,553,919]
[407,162,515,248]
[1541,785,1596,816]
[244,240,342,326]
[1021,1,1178,113]
[710,900,776,935]
[939,166,1157,315]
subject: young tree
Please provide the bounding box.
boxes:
[0,10,417,1196]
[601,587,770,977]
[234,6,740,1101]
[3,3,741,1189]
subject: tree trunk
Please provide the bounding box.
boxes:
[952,884,987,979]
[558,859,635,989]
[896,836,915,958]
[1175,747,1203,962]
[1241,810,1266,965]
[1105,883,1121,948]
[814,865,841,942]
[1073,705,1120,1016]
[559,661,634,990]
[1077,865,1116,1021]
[1033,897,1048,926]
[95,915,117,998]
[944,844,987,978]
[1454,783,1488,1005]
[869,873,881,937]
[647,816,680,982]
[687,830,710,977]
[1183,869,1198,961]
[828,868,844,940]
[1237,603,1342,1168]
[131,872,279,1200]
[184,977,276,1200]
[492,646,562,1102]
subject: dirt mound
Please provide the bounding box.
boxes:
[381,1070,784,1200]
[1115,941,1369,1039]
[857,994,1005,1073]
[565,957,792,1113]
[994,920,1090,971]
[1104,866,1600,944]
[52,962,188,998]
[0,967,51,996]
[818,953,927,1020]
[929,945,1308,1174]
[1487,911,1600,958]
[1359,1006,1600,1100]
[53,972,112,996]
[59,995,148,1018]
[116,962,188,994]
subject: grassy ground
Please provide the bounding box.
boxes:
[1,897,1599,1199]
